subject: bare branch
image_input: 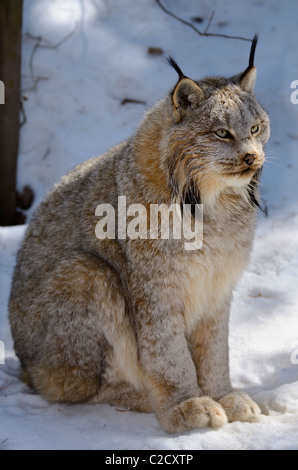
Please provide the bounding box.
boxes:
[20,98,27,128]
[26,35,48,92]
[23,22,78,94]
[154,0,252,42]
[204,11,215,35]
[26,22,78,50]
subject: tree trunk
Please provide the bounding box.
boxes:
[0,0,23,226]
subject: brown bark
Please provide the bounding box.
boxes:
[0,0,23,225]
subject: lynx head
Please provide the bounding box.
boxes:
[166,35,270,211]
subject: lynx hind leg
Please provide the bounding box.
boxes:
[23,253,139,404]
[89,382,152,413]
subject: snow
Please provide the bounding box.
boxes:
[1,0,298,450]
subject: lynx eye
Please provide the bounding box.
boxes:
[215,129,231,139]
[251,124,260,134]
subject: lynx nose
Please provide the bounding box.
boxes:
[243,153,256,166]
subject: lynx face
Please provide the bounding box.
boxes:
[166,37,270,207]
[192,81,270,189]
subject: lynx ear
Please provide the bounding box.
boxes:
[238,34,258,93]
[239,67,256,93]
[167,56,204,121]
[172,78,204,116]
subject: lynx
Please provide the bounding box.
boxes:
[9,35,270,433]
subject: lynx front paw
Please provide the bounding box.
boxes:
[218,391,261,423]
[158,396,228,433]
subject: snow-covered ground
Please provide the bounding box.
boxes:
[1,0,298,450]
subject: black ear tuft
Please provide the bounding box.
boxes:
[248,33,259,69]
[239,33,259,82]
[167,56,204,121]
[238,34,259,93]
[166,56,185,81]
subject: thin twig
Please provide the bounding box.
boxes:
[23,22,78,93]
[27,36,48,91]
[154,0,252,42]
[121,98,147,106]
[20,99,27,128]
[42,147,51,160]
[26,22,78,50]
[204,11,215,35]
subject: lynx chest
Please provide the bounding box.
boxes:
[178,207,255,332]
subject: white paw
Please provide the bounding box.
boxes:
[158,396,228,433]
[218,391,261,423]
